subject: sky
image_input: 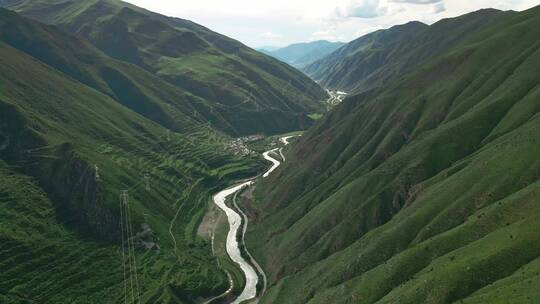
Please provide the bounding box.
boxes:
[123,0,540,48]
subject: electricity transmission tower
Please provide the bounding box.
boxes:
[144,173,150,191]
[119,190,141,304]
[95,165,100,181]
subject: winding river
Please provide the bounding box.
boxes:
[212,136,296,304]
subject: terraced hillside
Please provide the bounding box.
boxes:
[1,0,327,136]
[303,9,508,93]
[247,5,540,304]
[0,11,266,303]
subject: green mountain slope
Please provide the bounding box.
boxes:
[246,5,540,304]
[1,0,327,136]
[0,10,267,303]
[0,8,206,133]
[303,9,508,93]
[259,40,346,68]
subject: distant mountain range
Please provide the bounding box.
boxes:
[258,45,281,52]
[258,40,346,69]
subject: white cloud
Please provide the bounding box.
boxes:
[334,0,388,19]
[310,29,338,41]
[261,32,283,39]
[433,2,446,13]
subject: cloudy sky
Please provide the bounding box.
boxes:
[124,0,539,48]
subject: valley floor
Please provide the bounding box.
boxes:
[200,134,300,304]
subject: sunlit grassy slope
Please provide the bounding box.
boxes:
[1,0,328,136]
[0,14,266,302]
[247,6,540,304]
[0,8,214,135]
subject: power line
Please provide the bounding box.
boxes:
[144,173,150,191]
[95,165,100,182]
[121,191,136,304]
[119,193,128,304]
[125,192,142,303]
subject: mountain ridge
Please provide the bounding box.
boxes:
[303,8,509,93]
[1,0,328,136]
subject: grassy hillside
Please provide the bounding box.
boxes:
[303,9,508,93]
[1,0,328,136]
[0,18,266,302]
[247,5,540,303]
[0,8,209,134]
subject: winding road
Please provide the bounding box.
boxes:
[211,136,297,304]
[326,90,347,105]
[262,148,280,178]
